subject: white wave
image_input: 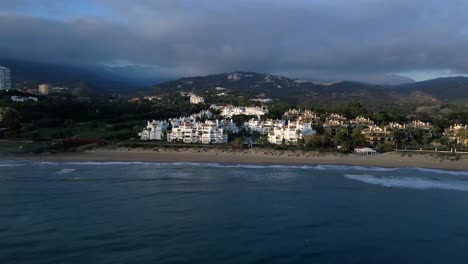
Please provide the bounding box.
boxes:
[56,168,76,174]
[0,163,26,167]
[55,161,397,171]
[20,160,467,175]
[314,164,397,172]
[344,174,468,191]
[415,168,468,176]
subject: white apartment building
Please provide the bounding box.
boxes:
[267,121,316,145]
[10,96,38,102]
[244,118,284,135]
[220,106,268,118]
[189,94,205,104]
[166,121,228,144]
[190,110,213,119]
[138,120,169,140]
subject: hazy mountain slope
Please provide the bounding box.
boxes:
[396,76,468,100]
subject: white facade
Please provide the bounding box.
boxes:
[244,118,284,135]
[138,120,169,140]
[0,66,11,91]
[267,121,316,145]
[10,96,38,102]
[220,106,268,118]
[190,94,205,104]
[167,121,228,144]
[190,110,213,119]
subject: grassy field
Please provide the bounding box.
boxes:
[0,139,62,154]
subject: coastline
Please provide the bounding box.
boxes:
[2,147,468,171]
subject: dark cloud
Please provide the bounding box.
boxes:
[1,0,468,82]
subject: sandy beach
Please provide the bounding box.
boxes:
[3,147,468,171]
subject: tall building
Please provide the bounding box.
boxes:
[0,66,11,91]
[38,83,52,95]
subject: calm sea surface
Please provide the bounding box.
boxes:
[1,160,468,263]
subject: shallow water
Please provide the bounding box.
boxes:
[1,160,468,263]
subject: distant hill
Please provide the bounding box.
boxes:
[396,76,468,100]
[0,59,161,93]
[148,71,401,105]
[147,71,468,105]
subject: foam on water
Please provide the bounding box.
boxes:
[344,174,468,191]
[0,163,26,167]
[35,161,398,172]
[415,168,468,176]
[56,168,77,174]
[6,160,467,176]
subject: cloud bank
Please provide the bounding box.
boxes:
[1,0,468,82]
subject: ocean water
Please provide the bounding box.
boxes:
[1,160,468,263]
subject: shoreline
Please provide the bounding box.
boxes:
[2,147,468,171]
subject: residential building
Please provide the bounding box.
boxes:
[328,113,347,121]
[189,94,205,104]
[387,122,406,130]
[283,109,321,125]
[361,125,393,144]
[10,96,38,102]
[267,121,316,145]
[407,120,433,131]
[38,83,52,95]
[166,120,228,144]
[324,114,348,135]
[350,116,374,127]
[444,124,468,146]
[244,118,284,135]
[190,110,213,119]
[138,120,169,140]
[220,106,268,118]
[0,66,11,91]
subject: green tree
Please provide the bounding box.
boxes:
[377,142,393,152]
[0,108,21,137]
[351,127,367,148]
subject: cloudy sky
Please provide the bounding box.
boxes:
[1,0,468,82]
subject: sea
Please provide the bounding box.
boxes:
[1,160,468,263]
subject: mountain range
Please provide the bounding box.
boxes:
[149,71,468,105]
[2,59,468,105]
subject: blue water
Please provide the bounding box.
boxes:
[1,160,468,263]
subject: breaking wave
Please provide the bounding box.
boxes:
[415,168,468,176]
[0,163,27,167]
[56,168,77,174]
[344,174,468,191]
[34,161,398,171]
